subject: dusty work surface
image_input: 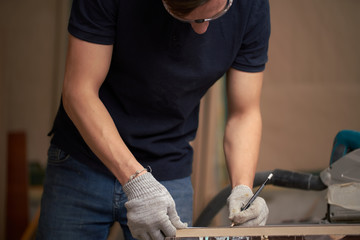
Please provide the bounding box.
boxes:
[167,236,359,240]
[165,224,360,239]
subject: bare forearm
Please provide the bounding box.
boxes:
[62,91,143,185]
[61,35,144,185]
[224,109,262,188]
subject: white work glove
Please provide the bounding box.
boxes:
[123,172,187,240]
[227,185,269,226]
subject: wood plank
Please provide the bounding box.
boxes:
[167,236,360,240]
[165,225,360,239]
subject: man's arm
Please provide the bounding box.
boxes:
[224,68,263,189]
[61,35,186,237]
[224,67,269,226]
[62,34,144,185]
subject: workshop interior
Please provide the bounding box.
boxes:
[1,0,360,239]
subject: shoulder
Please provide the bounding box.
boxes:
[225,0,270,28]
[233,0,270,32]
[230,0,270,22]
[68,0,120,44]
[70,0,120,21]
[228,0,270,72]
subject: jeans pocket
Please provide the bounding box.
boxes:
[47,145,70,165]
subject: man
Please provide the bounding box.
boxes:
[37,0,271,239]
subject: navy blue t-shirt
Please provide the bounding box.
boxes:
[50,0,270,181]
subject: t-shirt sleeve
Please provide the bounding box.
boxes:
[68,0,118,45]
[232,0,271,72]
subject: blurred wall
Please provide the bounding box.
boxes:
[0,0,69,238]
[258,0,360,172]
[0,35,7,240]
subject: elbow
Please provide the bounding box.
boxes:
[61,81,100,119]
[61,83,84,120]
[61,86,74,116]
[227,106,262,122]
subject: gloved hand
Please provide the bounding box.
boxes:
[123,172,187,240]
[227,185,269,226]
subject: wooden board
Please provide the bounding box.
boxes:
[167,237,360,240]
[166,224,360,240]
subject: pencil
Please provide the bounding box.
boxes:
[231,173,273,227]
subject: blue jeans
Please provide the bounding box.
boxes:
[37,145,193,240]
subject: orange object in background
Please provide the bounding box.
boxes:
[6,131,29,240]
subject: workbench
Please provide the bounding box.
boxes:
[166,224,360,239]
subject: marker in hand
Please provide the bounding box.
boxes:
[231,173,273,227]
